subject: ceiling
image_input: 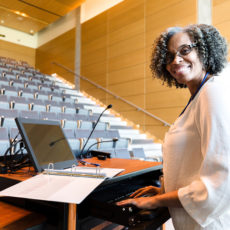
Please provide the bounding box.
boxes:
[0,0,85,34]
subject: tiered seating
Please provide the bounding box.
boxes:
[0,57,133,159]
[0,56,162,161]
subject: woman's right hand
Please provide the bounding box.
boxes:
[130,186,161,198]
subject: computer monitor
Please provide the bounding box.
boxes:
[15,117,78,172]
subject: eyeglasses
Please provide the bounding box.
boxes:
[165,44,196,64]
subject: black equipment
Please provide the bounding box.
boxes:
[84,138,118,158]
[15,117,78,172]
[0,131,30,174]
[80,166,170,229]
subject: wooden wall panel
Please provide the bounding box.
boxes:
[108,80,145,97]
[108,64,145,85]
[109,19,144,46]
[81,0,197,140]
[109,34,145,59]
[36,28,76,84]
[108,49,145,72]
[109,95,145,111]
[81,36,107,54]
[108,4,144,33]
[81,12,107,102]
[146,90,190,109]
[146,0,183,16]
[0,40,35,67]
[213,0,230,58]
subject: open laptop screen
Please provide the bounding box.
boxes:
[15,117,77,172]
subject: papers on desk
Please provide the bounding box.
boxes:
[0,167,124,204]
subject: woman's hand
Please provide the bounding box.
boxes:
[116,196,159,210]
[116,190,182,209]
[130,186,161,198]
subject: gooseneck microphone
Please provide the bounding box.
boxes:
[84,138,118,157]
[49,137,66,147]
[79,104,113,158]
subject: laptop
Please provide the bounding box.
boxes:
[15,117,78,172]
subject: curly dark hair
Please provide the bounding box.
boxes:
[150,24,228,88]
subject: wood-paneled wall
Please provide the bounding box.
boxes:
[0,40,35,67]
[36,28,76,84]
[213,0,230,59]
[81,0,196,140]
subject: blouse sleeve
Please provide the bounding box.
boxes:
[178,77,230,227]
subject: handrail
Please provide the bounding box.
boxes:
[52,62,171,127]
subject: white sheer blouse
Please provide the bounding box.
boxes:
[163,69,230,230]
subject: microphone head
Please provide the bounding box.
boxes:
[113,138,119,142]
[107,104,112,109]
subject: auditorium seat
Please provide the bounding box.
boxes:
[25,83,38,91]
[57,112,75,121]
[1,86,18,97]
[93,121,109,130]
[30,104,47,112]
[0,127,10,156]
[0,78,10,86]
[67,139,82,156]
[81,138,99,156]
[117,137,131,149]
[64,107,77,114]
[74,129,120,139]
[0,67,8,72]
[111,149,131,159]
[76,108,91,116]
[12,69,21,75]
[18,75,29,82]
[19,110,39,119]
[0,108,19,118]
[21,89,34,99]
[0,100,9,109]
[11,80,24,88]
[84,105,106,114]
[39,111,58,121]
[44,100,59,107]
[48,105,63,113]
[13,102,29,111]
[62,128,82,156]
[62,96,74,104]
[63,120,78,130]
[51,95,63,102]
[132,148,146,159]
[1,117,18,130]
[35,92,49,101]
[0,56,163,162]
[5,73,17,81]
[98,138,116,150]
[79,120,93,130]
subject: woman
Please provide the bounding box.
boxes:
[117,24,230,229]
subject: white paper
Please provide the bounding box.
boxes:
[0,168,124,204]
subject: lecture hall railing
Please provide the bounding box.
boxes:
[52,62,171,127]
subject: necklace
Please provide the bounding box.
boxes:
[179,72,209,117]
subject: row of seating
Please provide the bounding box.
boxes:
[0,127,131,158]
[0,115,109,131]
[0,98,92,114]
[0,79,94,104]
[0,57,42,74]
[0,65,36,74]
[0,57,146,161]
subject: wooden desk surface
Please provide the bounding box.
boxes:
[0,158,162,182]
[0,158,162,230]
